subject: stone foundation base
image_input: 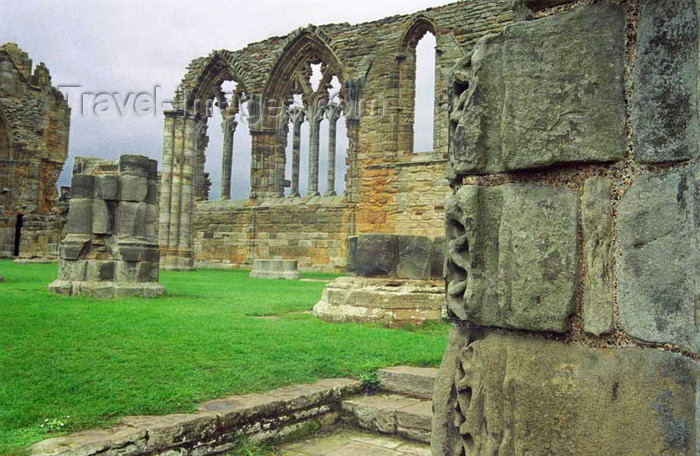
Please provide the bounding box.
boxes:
[250,259,300,280]
[13,258,57,264]
[47,280,164,298]
[313,276,444,326]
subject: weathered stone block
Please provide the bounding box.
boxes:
[91,200,114,235]
[582,177,615,336]
[118,202,147,238]
[433,328,700,456]
[633,0,699,163]
[250,259,299,280]
[66,199,93,234]
[397,235,431,280]
[449,2,626,176]
[95,175,119,201]
[618,169,699,351]
[86,260,115,282]
[119,154,153,177]
[355,234,398,278]
[117,243,160,263]
[430,237,445,280]
[119,175,148,202]
[346,236,358,274]
[60,235,90,260]
[58,259,86,281]
[445,183,578,332]
[70,174,95,199]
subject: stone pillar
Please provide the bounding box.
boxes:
[433,3,700,455]
[158,111,204,271]
[325,104,342,197]
[220,115,238,200]
[289,108,305,197]
[48,155,164,298]
[307,108,323,196]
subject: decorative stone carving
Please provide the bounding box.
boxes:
[445,183,578,333]
[448,2,626,178]
[433,329,700,456]
[48,155,164,298]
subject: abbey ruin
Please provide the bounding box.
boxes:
[5,0,700,454]
[0,42,71,263]
[159,0,512,272]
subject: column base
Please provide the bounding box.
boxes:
[159,248,195,271]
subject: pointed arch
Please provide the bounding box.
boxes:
[402,15,438,49]
[263,29,346,108]
[174,51,252,113]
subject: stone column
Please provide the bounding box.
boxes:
[220,115,238,200]
[325,104,342,196]
[158,110,204,271]
[307,108,323,196]
[289,108,305,197]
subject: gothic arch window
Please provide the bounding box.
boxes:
[399,17,438,155]
[178,54,253,202]
[266,31,348,197]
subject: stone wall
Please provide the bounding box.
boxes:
[193,196,349,271]
[0,43,70,260]
[433,1,700,455]
[162,1,514,271]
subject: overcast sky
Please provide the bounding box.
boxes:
[1,0,449,199]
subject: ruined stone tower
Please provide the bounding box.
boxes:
[0,43,71,261]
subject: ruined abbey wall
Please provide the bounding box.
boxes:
[0,43,71,261]
[164,0,513,271]
[433,1,700,454]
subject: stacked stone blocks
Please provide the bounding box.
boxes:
[48,155,164,298]
[314,234,445,326]
[433,1,700,455]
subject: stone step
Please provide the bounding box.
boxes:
[341,394,433,444]
[377,366,438,400]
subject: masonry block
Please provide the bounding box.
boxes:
[433,329,700,456]
[119,175,148,202]
[397,235,431,280]
[449,2,626,176]
[617,168,699,352]
[95,175,119,201]
[445,183,578,332]
[66,199,93,234]
[70,174,95,199]
[582,177,615,336]
[355,234,398,278]
[633,0,699,163]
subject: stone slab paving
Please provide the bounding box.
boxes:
[278,429,430,456]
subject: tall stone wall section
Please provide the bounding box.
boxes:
[193,196,349,272]
[171,1,512,271]
[432,1,700,455]
[0,43,70,260]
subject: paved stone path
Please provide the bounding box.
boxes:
[278,429,430,456]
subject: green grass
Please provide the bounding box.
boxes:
[0,260,448,455]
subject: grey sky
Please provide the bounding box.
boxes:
[1,0,450,199]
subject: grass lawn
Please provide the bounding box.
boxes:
[0,260,448,455]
